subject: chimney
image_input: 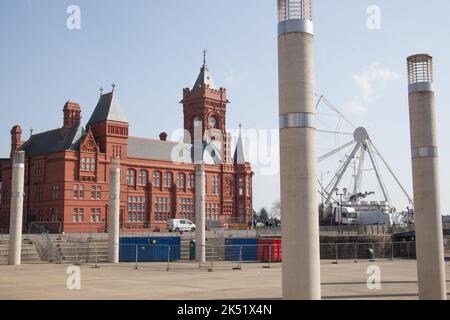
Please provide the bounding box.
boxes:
[63,101,81,128]
[10,125,22,157]
[159,132,168,141]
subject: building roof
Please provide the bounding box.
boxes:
[20,126,85,158]
[192,63,216,91]
[128,137,221,165]
[86,91,127,126]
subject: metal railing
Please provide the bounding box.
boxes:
[45,241,426,273]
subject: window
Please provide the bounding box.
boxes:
[154,197,171,222]
[73,208,84,223]
[179,198,194,221]
[152,171,161,187]
[138,170,148,186]
[127,169,136,186]
[73,185,78,199]
[35,186,44,201]
[238,176,244,196]
[177,173,185,190]
[90,208,101,223]
[206,203,220,221]
[188,174,195,189]
[52,185,60,200]
[212,176,219,195]
[81,157,96,172]
[163,172,173,188]
[127,196,147,222]
[90,209,95,223]
[91,186,101,200]
[73,185,85,199]
[34,160,44,177]
[112,145,122,158]
[50,208,58,222]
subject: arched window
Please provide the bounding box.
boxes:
[126,169,136,186]
[164,172,173,188]
[177,173,186,190]
[138,170,148,186]
[152,171,161,188]
[238,176,244,196]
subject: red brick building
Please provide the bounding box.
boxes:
[0,60,253,233]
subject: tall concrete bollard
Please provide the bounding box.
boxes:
[8,151,25,266]
[277,0,321,299]
[195,163,206,263]
[407,54,447,300]
[109,157,121,264]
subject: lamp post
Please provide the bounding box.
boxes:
[320,171,331,223]
[334,188,348,225]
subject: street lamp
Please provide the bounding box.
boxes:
[334,188,348,225]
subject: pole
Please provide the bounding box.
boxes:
[407,54,447,300]
[8,151,25,265]
[166,245,171,272]
[278,0,321,300]
[195,163,206,263]
[109,157,121,264]
[134,244,138,270]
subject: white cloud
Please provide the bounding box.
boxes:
[346,62,399,114]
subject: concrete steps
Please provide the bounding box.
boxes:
[54,240,109,264]
[0,240,43,265]
[179,240,222,262]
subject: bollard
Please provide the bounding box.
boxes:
[208,246,214,272]
[407,241,410,260]
[166,245,171,272]
[332,243,338,264]
[93,242,100,269]
[370,243,375,262]
[134,245,138,270]
[389,242,394,261]
[269,244,272,268]
[75,246,80,266]
[233,245,243,270]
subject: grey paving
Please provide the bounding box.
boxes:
[0,260,449,300]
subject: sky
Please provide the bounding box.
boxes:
[0,0,449,214]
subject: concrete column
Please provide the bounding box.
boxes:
[195,163,206,263]
[407,54,447,300]
[109,157,121,264]
[8,151,25,265]
[277,0,321,300]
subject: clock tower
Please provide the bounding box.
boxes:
[182,53,230,162]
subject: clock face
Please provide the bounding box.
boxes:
[208,116,217,128]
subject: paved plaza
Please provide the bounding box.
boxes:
[0,260,449,300]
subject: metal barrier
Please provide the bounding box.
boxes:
[47,241,423,271]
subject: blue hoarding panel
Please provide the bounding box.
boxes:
[224,238,259,261]
[119,237,180,262]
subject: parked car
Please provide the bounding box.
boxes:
[167,219,196,233]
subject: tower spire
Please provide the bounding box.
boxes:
[203,49,207,67]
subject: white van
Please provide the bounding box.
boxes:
[167,219,196,232]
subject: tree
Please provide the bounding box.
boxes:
[271,200,281,218]
[252,209,258,224]
[259,208,269,222]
